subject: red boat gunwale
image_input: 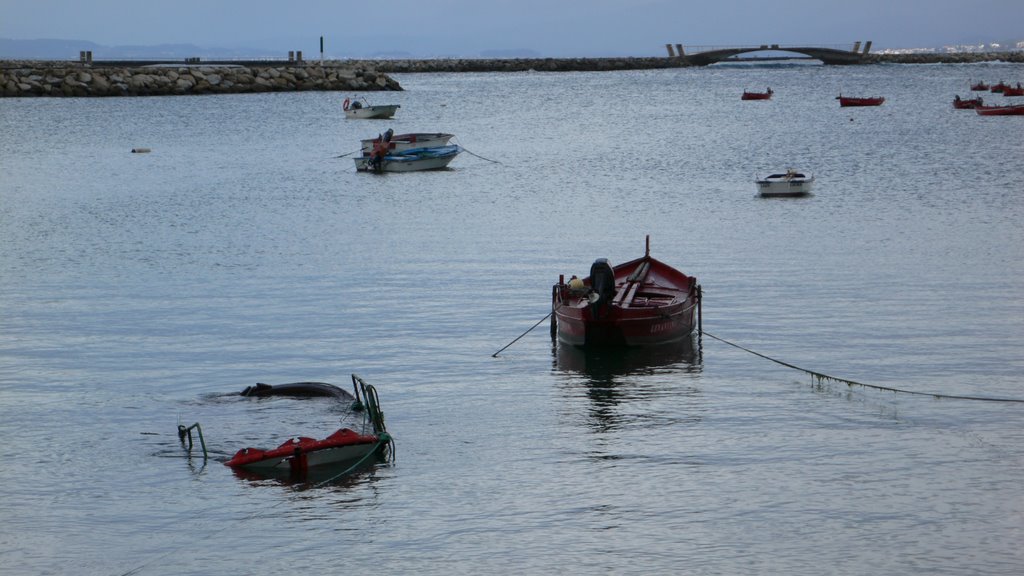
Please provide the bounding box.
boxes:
[975,103,1024,116]
[552,237,701,347]
[225,427,381,473]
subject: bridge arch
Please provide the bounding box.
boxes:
[685,46,865,66]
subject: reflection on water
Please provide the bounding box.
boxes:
[553,334,702,379]
[553,335,704,433]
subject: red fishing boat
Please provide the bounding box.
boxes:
[990,81,1009,93]
[975,103,1024,116]
[1002,84,1024,97]
[741,88,773,100]
[551,236,701,347]
[953,95,983,109]
[837,95,885,107]
[971,81,989,91]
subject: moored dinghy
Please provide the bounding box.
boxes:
[741,88,773,100]
[756,169,815,197]
[953,95,984,109]
[354,145,462,172]
[552,236,701,347]
[837,95,885,107]
[343,97,400,119]
[360,130,455,155]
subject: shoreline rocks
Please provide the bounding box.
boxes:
[3,52,1021,97]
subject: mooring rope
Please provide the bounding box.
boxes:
[703,331,1024,404]
[492,305,559,357]
[450,137,502,164]
[333,147,362,158]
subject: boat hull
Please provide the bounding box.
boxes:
[555,300,698,347]
[553,243,700,348]
[345,105,400,119]
[838,96,884,107]
[953,98,983,109]
[354,145,461,172]
[225,428,381,473]
[741,91,772,100]
[975,104,1024,116]
[756,173,814,197]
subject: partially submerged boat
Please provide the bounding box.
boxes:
[551,236,701,347]
[837,95,885,107]
[355,145,462,172]
[756,169,815,197]
[225,375,391,478]
[741,88,773,100]
[343,97,400,119]
[975,103,1024,116]
[360,131,455,155]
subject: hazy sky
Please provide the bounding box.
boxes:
[1,0,1021,56]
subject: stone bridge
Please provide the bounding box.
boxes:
[671,43,870,66]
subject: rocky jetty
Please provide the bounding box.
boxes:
[0,62,402,97]
[3,52,1021,97]
[865,52,1024,65]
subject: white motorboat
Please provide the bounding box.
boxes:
[343,97,399,119]
[355,145,462,172]
[755,169,815,197]
[360,132,455,155]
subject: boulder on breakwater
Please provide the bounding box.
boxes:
[0,62,402,97]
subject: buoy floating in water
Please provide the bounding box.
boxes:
[131,147,151,153]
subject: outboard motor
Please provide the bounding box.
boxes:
[589,258,616,315]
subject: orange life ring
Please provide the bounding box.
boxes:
[343,98,350,111]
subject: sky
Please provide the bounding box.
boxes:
[1,0,1022,57]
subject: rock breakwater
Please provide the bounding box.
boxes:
[0,62,402,97]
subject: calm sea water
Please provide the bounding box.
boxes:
[2,62,1023,575]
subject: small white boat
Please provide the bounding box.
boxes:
[755,169,814,197]
[360,132,455,155]
[343,97,399,119]
[355,145,462,172]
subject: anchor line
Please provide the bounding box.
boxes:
[450,138,502,164]
[333,148,362,158]
[702,331,1024,404]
